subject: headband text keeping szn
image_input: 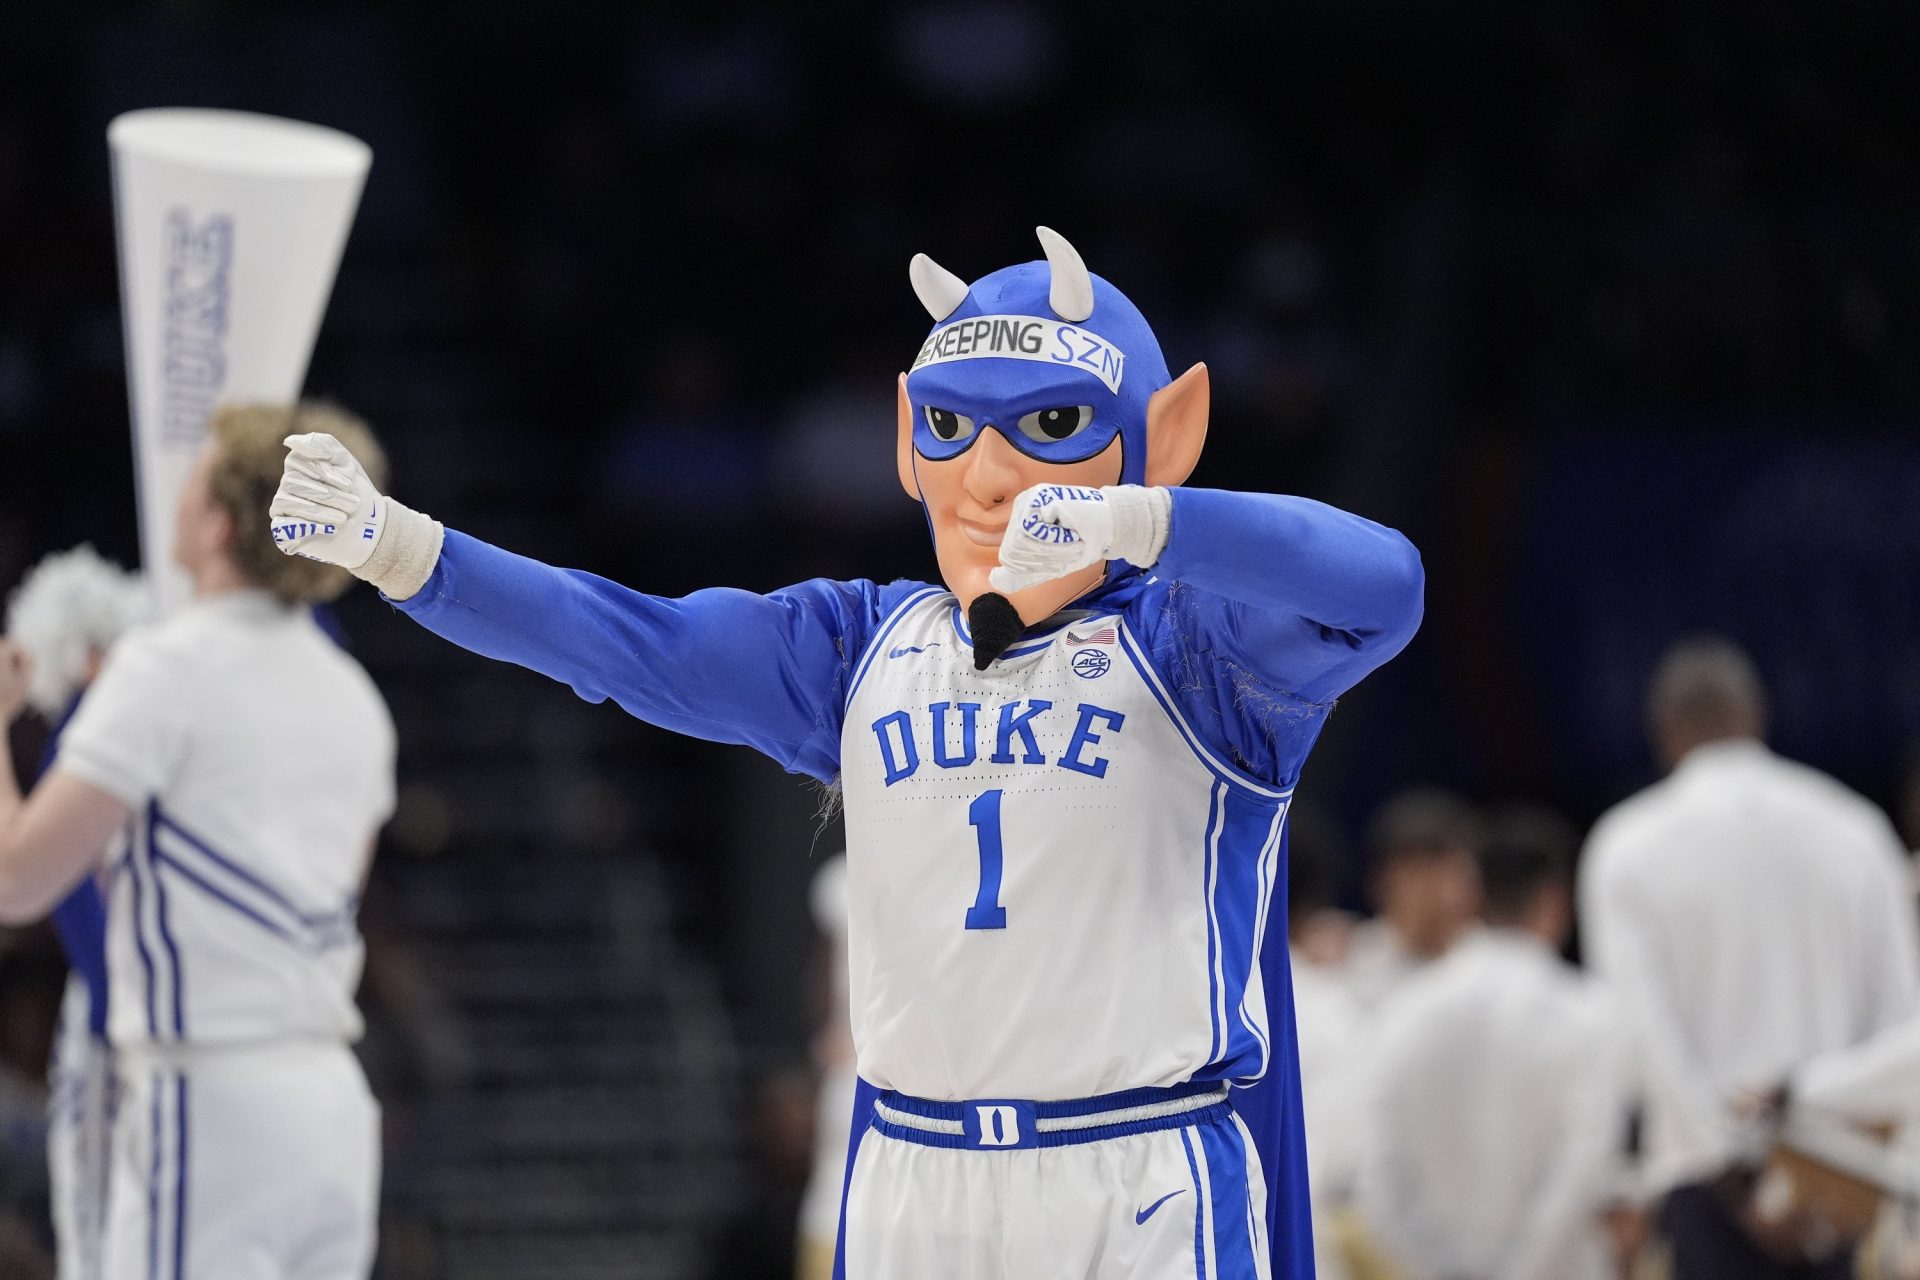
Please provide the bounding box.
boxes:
[909,316,1126,395]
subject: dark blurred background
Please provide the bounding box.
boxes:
[2,3,1919,1277]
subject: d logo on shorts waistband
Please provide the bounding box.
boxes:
[963,1100,1036,1149]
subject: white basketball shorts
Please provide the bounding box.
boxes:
[843,1081,1272,1280]
[50,979,113,1280]
[104,1041,381,1280]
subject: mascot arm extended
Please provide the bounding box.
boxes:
[1157,486,1425,707]
[270,428,876,783]
[392,531,872,784]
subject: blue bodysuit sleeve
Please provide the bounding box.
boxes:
[393,531,900,783]
[1154,487,1424,706]
[1130,488,1423,788]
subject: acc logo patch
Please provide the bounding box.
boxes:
[1072,649,1112,679]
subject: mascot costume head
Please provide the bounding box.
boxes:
[898,227,1211,664]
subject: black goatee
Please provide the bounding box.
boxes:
[968,592,1023,670]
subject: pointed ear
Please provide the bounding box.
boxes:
[1144,363,1209,487]
[896,373,921,500]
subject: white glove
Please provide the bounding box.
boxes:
[270,432,385,569]
[987,483,1172,595]
[270,433,445,600]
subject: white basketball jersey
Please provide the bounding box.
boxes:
[840,589,1291,1101]
[58,591,395,1049]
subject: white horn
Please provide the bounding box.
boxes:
[909,252,970,322]
[1036,225,1094,322]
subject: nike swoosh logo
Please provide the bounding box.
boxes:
[888,643,940,658]
[1135,1190,1185,1225]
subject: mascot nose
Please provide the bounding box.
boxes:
[963,428,1023,505]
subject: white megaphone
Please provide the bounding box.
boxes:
[109,108,371,614]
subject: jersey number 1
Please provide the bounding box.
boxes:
[964,790,1007,930]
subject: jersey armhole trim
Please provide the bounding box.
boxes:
[843,588,946,713]
[1115,623,1293,802]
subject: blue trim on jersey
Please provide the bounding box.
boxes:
[1235,804,1288,1083]
[843,588,944,713]
[946,601,1084,650]
[154,807,314,925]
[151,852,303,945]
[1209,795,1284,1085]
[1234,821,1320,1279]
[145,806,187,1038]
[1201,783,1223,1067]
[995,637,1057,662]
[832,1076,881,1280]
[141,1068,187,1280]
[1198,1116,1258,1279]
[145,1077,161,1280]
[1114,624,1292,801]
[1180,1127,1208,1279]
[149,805,359,950]
[125,826,160,1039]
[172,1073,189,1280]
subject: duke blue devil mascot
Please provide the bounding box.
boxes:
[272,228,1424,1279]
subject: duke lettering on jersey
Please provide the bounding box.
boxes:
[840,594,1294,1102]
[870,699,1127,786]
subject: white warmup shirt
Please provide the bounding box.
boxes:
[1355,929,1626,1280]
[1339,919,1434,1013]
[56,591,396,1049]
[1580,739,1920,1194]
[1291,951,1365,1280]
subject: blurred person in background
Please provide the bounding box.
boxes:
[5,545,147,1280]
[1580,637,1920,1280]
[0,402,398,1279]
[1342,789,1482,1012]
[1355,803,1627,1280]
[795,853,855,1280]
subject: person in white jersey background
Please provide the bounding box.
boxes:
[1356,804,1628,1280]
[6,545,149,1280]
[1339,789,1481,1015]
[268,227,1424,1279]
[1580,637,1920,1280]
[0,402,398,1280]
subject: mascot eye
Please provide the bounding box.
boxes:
[924,406,976,443]
[1016,406,1093,443]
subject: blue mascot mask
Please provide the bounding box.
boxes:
[904,227,1171,486]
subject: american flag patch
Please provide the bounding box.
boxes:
[1066,626,1116,647]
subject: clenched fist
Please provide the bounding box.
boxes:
[270,432,387,570]
[988,483,1171,596]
